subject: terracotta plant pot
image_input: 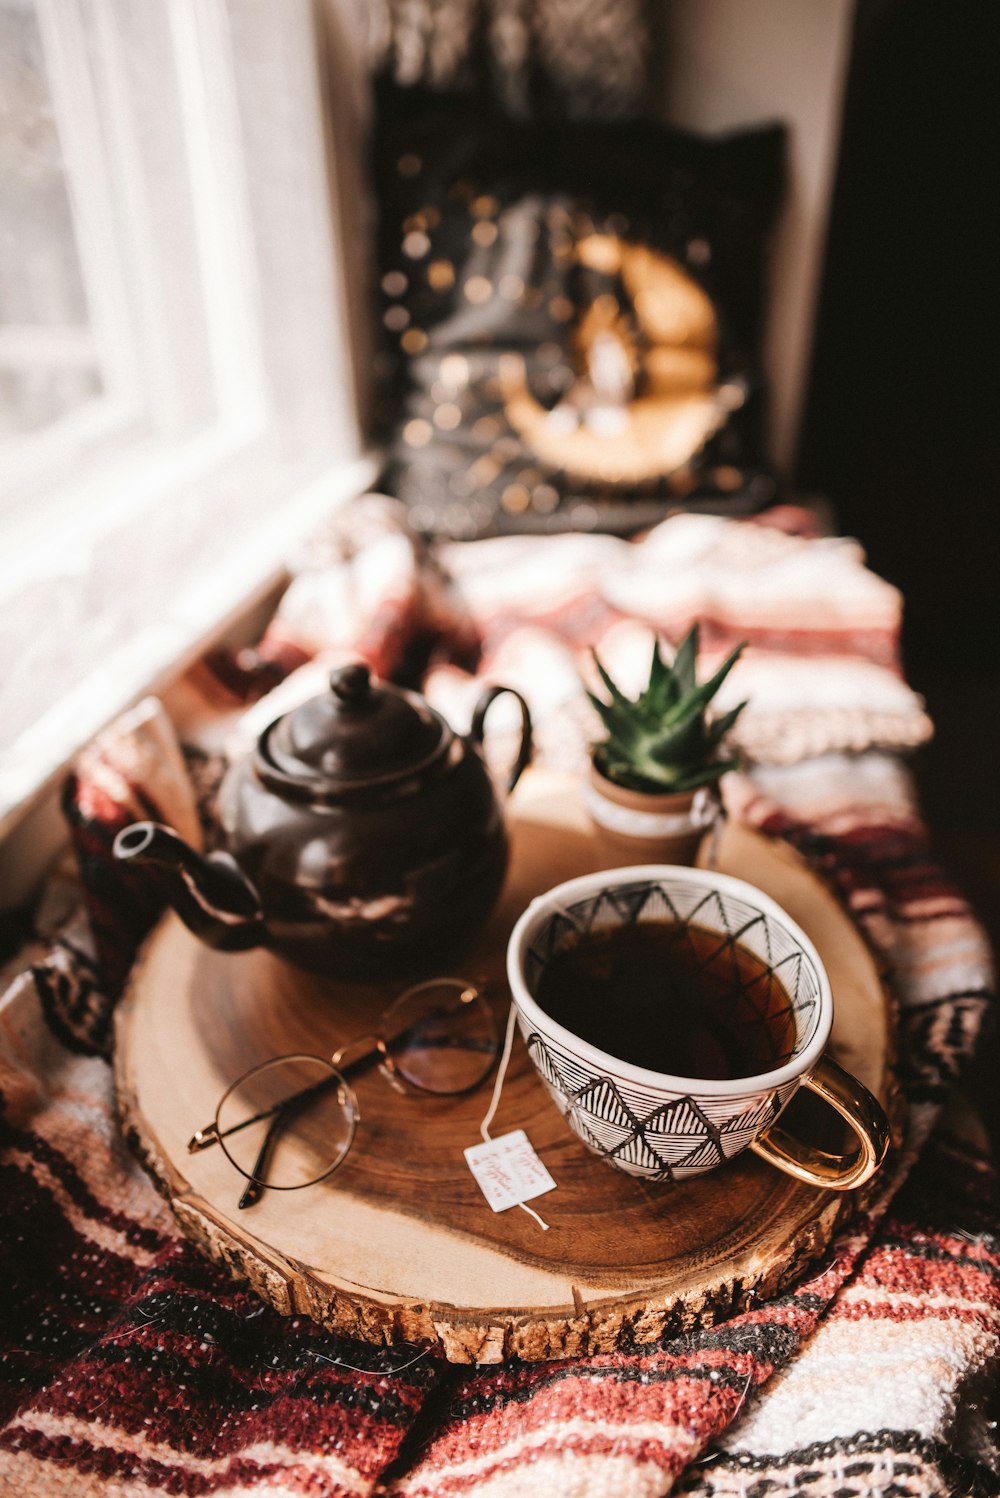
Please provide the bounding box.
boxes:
[585,762,720,866]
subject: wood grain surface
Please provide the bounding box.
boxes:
[114,769,902,1363]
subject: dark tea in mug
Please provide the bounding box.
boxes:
[534,919,797,1081]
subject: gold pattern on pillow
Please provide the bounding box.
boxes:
[376,90,787,536]
[502,236,725,486]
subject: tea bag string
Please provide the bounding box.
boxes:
[479,1001,550,1232]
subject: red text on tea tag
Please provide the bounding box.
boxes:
[464,1130,557,1213]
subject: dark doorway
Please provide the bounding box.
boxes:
[798,0,1000,1153]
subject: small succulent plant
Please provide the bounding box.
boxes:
[588,624,747,795]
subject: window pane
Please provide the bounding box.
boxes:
[0,0,103,437]
[0,0,367,827]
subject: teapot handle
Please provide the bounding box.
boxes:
[469,685,533,795]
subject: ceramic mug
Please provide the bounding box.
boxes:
[506,865,891,1190]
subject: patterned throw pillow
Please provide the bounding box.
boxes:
[374,83,786,539]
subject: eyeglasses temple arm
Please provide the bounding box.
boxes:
[188,1106,280,1153]
[189,987,484,1151]
[237,1086,329,1208]
[188,1125,221,1152]
[189,984,488,1196]
[187,1069,353,1156]
[238,1127,277,1208]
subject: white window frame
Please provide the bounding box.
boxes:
[0,0,377,839]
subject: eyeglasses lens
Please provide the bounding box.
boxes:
[380,980,497,1094]
[214,1054,356,1190]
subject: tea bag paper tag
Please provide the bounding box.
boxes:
[464,1130,556,1213]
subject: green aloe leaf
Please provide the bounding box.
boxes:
[671,758,742,793]
[589,651,632,711]
[646,637,680,714]
[670,623,699,696]
[585,693,644,752]
[704,699,748,750]
[644,713,706,769]
[588,627,748,795]
[661,641,746,728]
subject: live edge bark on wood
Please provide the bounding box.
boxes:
[114,770,901,1363]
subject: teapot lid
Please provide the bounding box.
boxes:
[257,663,451,796]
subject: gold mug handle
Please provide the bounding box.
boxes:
[749,1054,891,1191]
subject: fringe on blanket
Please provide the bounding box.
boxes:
[1,496,997,1497]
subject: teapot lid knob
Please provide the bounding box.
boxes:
[330,663,372,706]
[257,659,451,796]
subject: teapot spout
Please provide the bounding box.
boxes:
[113,821,265,951]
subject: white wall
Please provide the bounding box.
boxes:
[661,0,855,478]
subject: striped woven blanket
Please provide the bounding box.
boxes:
[1,497,997,1497]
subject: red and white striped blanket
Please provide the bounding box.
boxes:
[1,497,996,1497]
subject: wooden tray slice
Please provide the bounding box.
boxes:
[114,770,900,1363]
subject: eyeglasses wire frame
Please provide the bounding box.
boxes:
[187,979,495,1208]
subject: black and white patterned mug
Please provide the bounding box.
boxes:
[506,866,891,1190]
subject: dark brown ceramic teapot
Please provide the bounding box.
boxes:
[113,663,532,978]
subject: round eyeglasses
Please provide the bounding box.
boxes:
[188,978,497,1208]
